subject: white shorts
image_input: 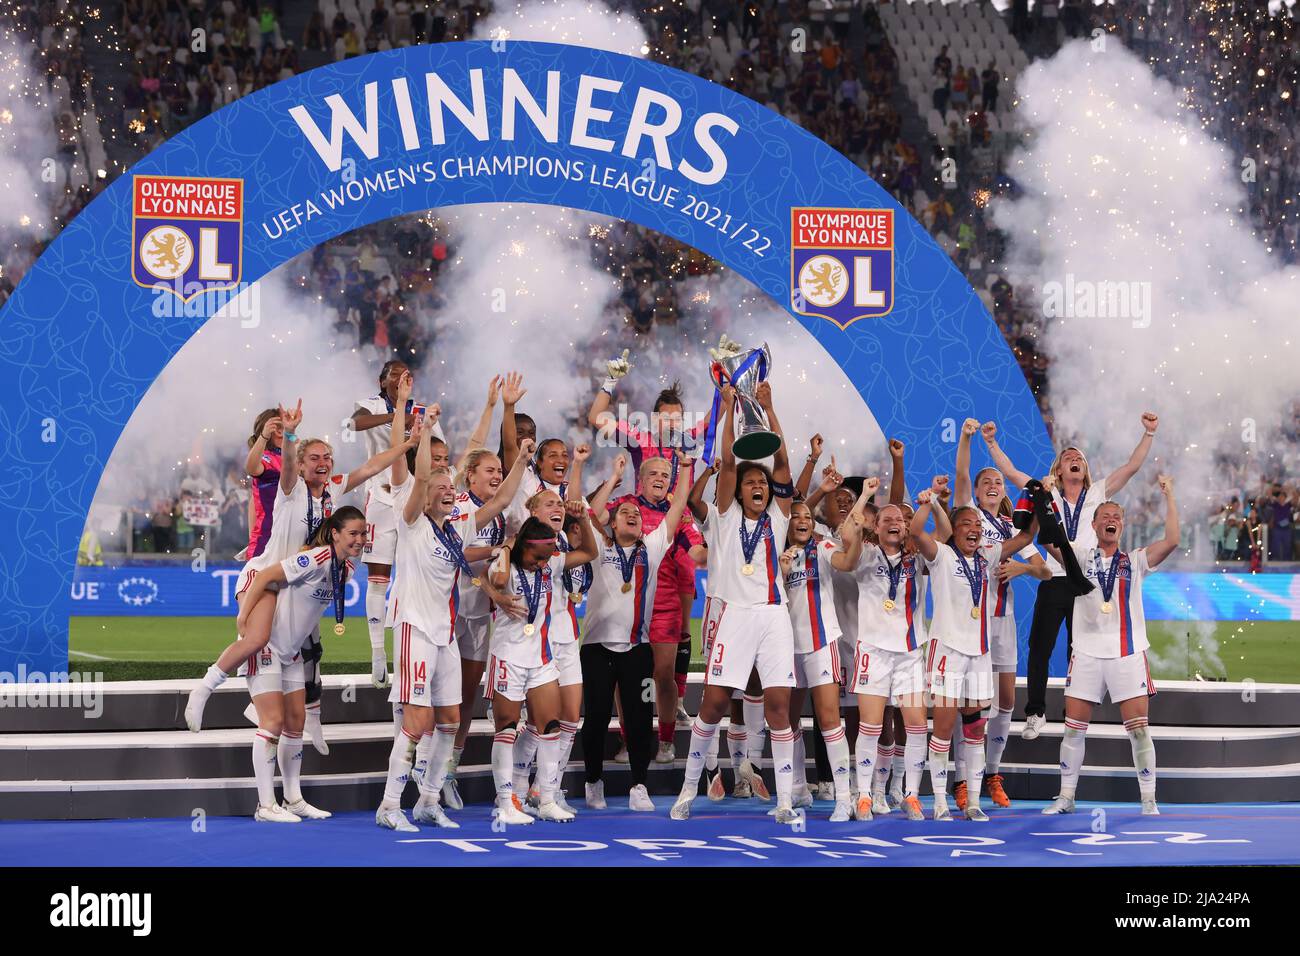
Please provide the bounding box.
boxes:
[552,640,582,687]
[836,635,857,706]
[362,493,398,566]
[1065,650,1156,705]
[240,648,305,698]
[926,640,994,705]
[852,642,927,705]
[989,615,1018,673]
[389,623,462,707]
[235,562,281,603]
[455,614,492,663]
[703,601,795,691]
[486,654,560,703]
[794,642,841,690]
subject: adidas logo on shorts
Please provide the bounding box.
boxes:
[779,763,792,773]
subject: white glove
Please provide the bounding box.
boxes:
[607,348,633,380]
[707,334,745,362]
[371,650,390,689]
[305,703,330,756]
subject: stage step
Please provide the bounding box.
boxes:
[3,758,1298,820]
[3,675,1296,733]
[3,720,1297,781]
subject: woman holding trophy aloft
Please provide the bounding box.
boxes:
[673,367,803,824]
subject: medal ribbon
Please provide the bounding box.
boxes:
[328,546,348,631]
[428,516,473,582]
[739,512,771,568]
[951,543,987,611]
[515,565,543,627]
[467,489,505,545]
[1060,490,1087,541]
[981,507,1013,540]
[884,552,906,602]
[1096,549,1124,604]
[558,534,593,597]
[614,540,644,588]
[305,488,333,544]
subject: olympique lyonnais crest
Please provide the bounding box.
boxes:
[132,175,243,300]
[790,207,894,328]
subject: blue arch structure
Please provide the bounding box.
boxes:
[0,42,1053,671]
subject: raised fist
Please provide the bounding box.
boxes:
[1142,412,1159,434]
[519,437,537,458]
[888,438,905,458]
[981,421,997,442]
[573,443,592,463]
[962,418,980,437]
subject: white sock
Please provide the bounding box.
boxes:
[985,706,1012,775]
[928,736,951,803]
[792,728,807,792]
[366,577,389,652]
[854,722,882,795]
[742,695,765,765]
[964,734,986,806]
[890,743,906,789]
[382,729,420,806]
[411,732,434,788]
[873,742,892,794]
[823,722,851,801]
[557,720,580,786]
[492,727,518,802]
[448,745,464,779]
[536,730,562,803]
[904,725,929,796]
[726,726,747,775]
[682,719,719,792]
[253,729,278,806]
[1125,716,1156,799]
[769,725,798,806]
[202,663,228,692]
[278,730,304,804]
[513,723,539,795]
[421,724,458,796]
[952,733,966,786]
[1060,718,1089,797]
[391,702,404,740]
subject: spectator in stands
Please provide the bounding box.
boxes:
[1264,484,1295,561]
[981,62,1000,113]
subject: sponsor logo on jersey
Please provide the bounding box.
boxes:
[132,175,243,300]
[790,207,894,328]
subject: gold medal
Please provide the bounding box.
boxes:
[742,563,755,576]
[1100,601,1113,614]
[523,623,535,636]
[621,582,633,593]
[471,577,482,588]
[569,592,582,603]
[333,622,346,636]
[883,599,896,612]
[970,606,981,620]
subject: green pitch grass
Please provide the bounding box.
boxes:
[69,617,1300,684]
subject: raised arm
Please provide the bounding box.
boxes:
[567,442,591,504]
[588,349,632,439]
[477,437,537,530]
[500,372,526,473]
[929,478,954,544]
[909,490,940,562]
[688,459,720,524]
[661,458,694,539]
[1145,474,1179,568]
[344,424,422,495]
[245,413,281,478]
[1104,412,1159,497]
[980,421,1033,490]
[955,418,979,508]
[389,370,414,487]
[756,380,792,487]
[805,456,843,516]
[588,454,627,527]
[715,385,738,514]
[832,477,880,570]
[277,399,303,495]
[403,414,433,526]
[888,438,906,505]
[453,374,502,479]
[794,434,824,500]
[562,499,599,566]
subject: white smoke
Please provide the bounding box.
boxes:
[476,0,651,54]
[0,27,58,243]
[93,264,377,507]
[993,40,1298,517]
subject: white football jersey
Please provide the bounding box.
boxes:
[244,475,346,575]
[582,524,672,651]
[448,489,506,619]
[815,520,860,644]
[783,539,843,654]
[1044,477,1110,577]
[491,553,566,667]
[851,543,928,653]
[353,394,443,507]
[390,475,466,646]
[1071,544,1153,659]
[702,499,789,608]
[270,546,352,664]
[924,543,992,657]
[976,507,1039,617]
[505,468,569,536]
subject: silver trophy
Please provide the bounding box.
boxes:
[709,337,781,460]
